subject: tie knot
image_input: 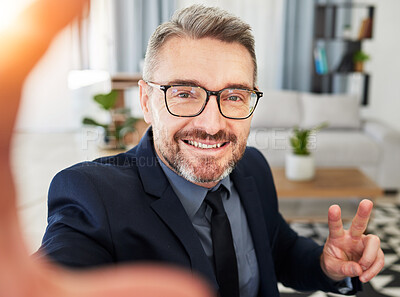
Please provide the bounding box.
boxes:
[204,187,226,214]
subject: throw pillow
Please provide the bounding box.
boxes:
[251,90,301,128]
[300,93,361,129]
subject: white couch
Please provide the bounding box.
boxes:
[248,90,400,191]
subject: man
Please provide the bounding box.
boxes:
[39,5,384,297]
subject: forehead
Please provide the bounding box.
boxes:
[153,36,254,89]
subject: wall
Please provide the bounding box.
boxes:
[361,0,400,132]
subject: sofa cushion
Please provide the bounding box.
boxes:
[300,93,361,129]
[251,90,300,128]
[313,131,380,167]
[247,129,380,167]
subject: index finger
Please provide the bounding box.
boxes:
[350,199,373,239]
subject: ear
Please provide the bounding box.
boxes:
[138,80,153,124]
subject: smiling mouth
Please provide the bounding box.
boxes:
[183,140,228,149]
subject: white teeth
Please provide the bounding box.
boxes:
[187,140,223,149]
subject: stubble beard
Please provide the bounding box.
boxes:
[153,127,247,184]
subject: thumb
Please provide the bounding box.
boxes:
[322,254,364,281]
[338,261,364,279]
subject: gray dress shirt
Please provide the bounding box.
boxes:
[158,159,260,297]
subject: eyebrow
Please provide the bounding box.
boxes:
[166,79,254,90]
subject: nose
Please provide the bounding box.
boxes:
[191,95,226,135]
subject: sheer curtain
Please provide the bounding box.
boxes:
[74,0,175,74]
[282,0,314,92]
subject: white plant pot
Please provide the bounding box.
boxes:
[285,154,315,181]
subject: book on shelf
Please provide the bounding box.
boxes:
[314,45,328,75]
[358,17,373,39]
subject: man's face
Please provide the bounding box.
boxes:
[139,36,255,188]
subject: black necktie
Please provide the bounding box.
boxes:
[205,188,240,297]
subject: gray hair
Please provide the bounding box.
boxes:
[142,4,257,85]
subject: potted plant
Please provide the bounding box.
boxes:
[285,122,328,181]
[353,50,370,72]
[83,90,138,149]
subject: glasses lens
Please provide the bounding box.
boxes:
[166,86,207,116]
[219,89,257,119]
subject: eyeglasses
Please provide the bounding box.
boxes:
[146,81,263,120]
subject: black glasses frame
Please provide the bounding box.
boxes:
[146,81,263,120]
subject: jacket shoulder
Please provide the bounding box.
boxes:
[48,149,145,200]
[58,149,139,174]
[238,146,272,174]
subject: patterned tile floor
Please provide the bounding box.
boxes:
[279,201,400,297]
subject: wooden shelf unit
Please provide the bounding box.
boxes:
[311,2,375,105]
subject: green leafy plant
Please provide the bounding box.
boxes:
[93,90,119,110]
[82,90,138,149]
[353,50,370,63]
[290,122,328,155]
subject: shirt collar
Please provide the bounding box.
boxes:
[157,156,231,220]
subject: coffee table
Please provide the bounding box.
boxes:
[271,168,383,222]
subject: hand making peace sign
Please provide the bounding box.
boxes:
[321,199,385,283]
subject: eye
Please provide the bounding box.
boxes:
[177,92,191,99]
[221,89,252,103]
[222,90,247,103]
[169,87,200,100]
[226,95,242,102]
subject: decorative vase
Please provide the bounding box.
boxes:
[285,153,315,181]
[354,61,364,72]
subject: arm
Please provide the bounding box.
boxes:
[39,168,115,267]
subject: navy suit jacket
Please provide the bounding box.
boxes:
[40,129,358,296]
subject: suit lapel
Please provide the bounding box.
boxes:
[151,187,218,288]
[132,129,218,288]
